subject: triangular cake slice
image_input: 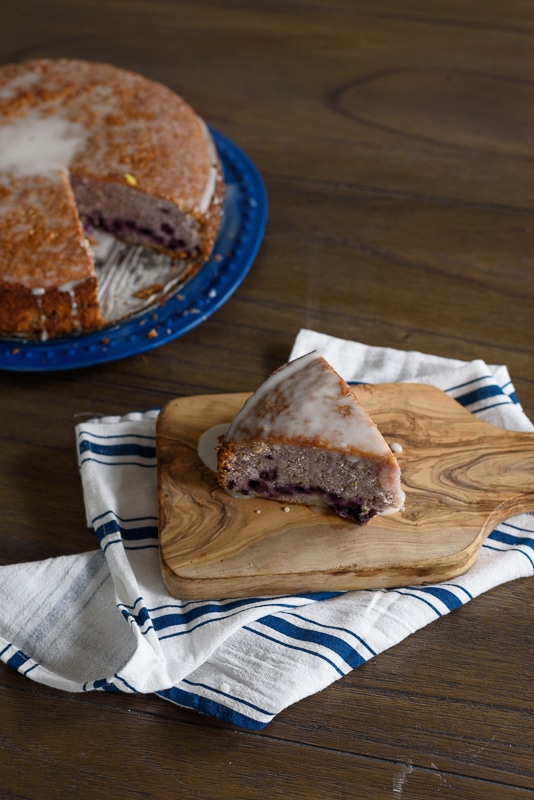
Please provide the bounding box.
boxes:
[217,351,405,524]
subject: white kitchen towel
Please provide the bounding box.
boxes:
[0,328,532,729]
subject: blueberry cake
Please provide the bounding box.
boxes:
[217,351,405,524]
[0,58,224,338]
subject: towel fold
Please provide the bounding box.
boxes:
[1,328,532,729]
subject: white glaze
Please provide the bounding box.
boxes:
[28,280,84,335]
[0,111,86,176]
[31,292,48,341]
[57,279,84,293]
[225,351,392,457]
[60,284,81,329]
[196,117,219,215]
[0,69,40,101]
[197,422,229,472]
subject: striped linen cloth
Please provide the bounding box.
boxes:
[0,328,532,729]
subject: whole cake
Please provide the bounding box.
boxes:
[217,351,405,524]
[0,58,224,338]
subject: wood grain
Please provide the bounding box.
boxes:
[157,384,534,599]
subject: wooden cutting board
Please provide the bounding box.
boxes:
[156,384,534,600]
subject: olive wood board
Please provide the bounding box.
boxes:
[156,385,534,600]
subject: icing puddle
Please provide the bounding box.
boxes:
[197,422,229,472]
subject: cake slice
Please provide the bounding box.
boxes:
[217,351,405,524]
[0,170,103,337]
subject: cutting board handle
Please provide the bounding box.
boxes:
[428,425,534,517]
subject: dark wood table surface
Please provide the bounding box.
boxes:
[1,2,533,798]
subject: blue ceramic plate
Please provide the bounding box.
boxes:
[0,128,267,372]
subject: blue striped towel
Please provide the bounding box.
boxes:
[0,328,532,729]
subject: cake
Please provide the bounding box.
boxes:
[217,351,405,524]
[0,58,224,339]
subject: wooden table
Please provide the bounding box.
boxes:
[1,2,533,797]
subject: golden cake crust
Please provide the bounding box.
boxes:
[0,58,223,338]
[0,59,220,218]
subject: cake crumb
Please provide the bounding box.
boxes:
[147,328,158,339]
[282,506,290,513]
[133,283,164,300]
[390,442,403,453]
[254,509,262,514]
[123,172,137,186]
